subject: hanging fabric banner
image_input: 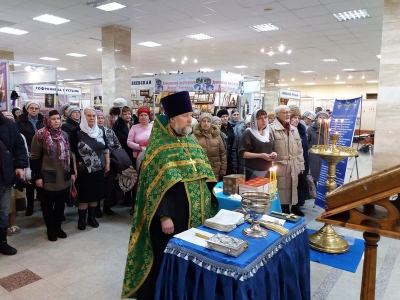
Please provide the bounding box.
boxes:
[0,62,8,111]
[314,97,362,208]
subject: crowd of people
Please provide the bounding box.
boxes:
[1,93,328,299]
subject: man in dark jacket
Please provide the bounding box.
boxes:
[217,109,235,175]
[0,112,29,255]
[61,105,80,136]
[16,100,44,216]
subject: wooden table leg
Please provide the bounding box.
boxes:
[360,232,380,300]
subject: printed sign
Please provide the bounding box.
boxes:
[32,85,82,95]
[279,89,301,100]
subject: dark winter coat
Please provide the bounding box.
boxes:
[61,118,80,137]
[16,112,44,152]
[192,124,227,180]
[112,117,134,162]
[231,123,247,174]
[0,114,29,187]
[220,122,235,174]
[307,121,327,182]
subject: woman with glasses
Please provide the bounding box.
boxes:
[16,100,44,216]
[238,109,277,180]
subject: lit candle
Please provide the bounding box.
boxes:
[334,119,338,132]
[317,119,322,145]
[324,119,329,145]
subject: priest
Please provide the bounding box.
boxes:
[122,91,217,299]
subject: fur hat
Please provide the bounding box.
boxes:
[290,109,301,118]
[302,111,316,121]
[161,91,192,118]
[217,109,229,118]
[67,105,80,117]
[24,100,41,110]
[212,116,221,123]
[199,113,212,123]
[113,98,127,108]
[137,106,151,118]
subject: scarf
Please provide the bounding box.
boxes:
[247,109,270,143]
[28,115,39,132]
[80,107,104,144]
[36,111,70,171]
[278,118,290,135]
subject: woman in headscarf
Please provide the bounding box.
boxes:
[30,110,74,241]
[69,107,110,230]
[238,109,277,180]
[11,107,22,120]
[59,103,71,124]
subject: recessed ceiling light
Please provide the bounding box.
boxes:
[181,60,185,64]
[200,68,214,72]
[267,51,274,56]
[138,41,162,47]
[13,63,22,66]
[275,62,289,65]
[325,77,328,79]
[260,48,265,53]
[183,56,188,61]
[234,65,248,69]
[321,58,338,62]
[348,75,353,79]
[342,68,356,71]
[33,14,70,25]
[304,82,316,85]
[361,75,365,79]
[142,73,154,75]
[275,84,288,87]
[97,48,103,51]
[57,67,67,71]
[187,33,213,40]
[40,57,59,61]
[250,23,280,32]
[278,44,285,52]
[333,9,370,22]
[376,54,381,59]
[63,78,74,81]
[0,27,28,35]
[366,80,379,83]
[194,59,198,63]
[66,53,87,57]
[300,71,314,73]
[336,75,340,80]
[96,2,126,12]
[286,49,292,54]
[291,78,295,81]
[334,81,346,84]
[171,58,176,62]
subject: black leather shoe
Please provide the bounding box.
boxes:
[87,207,99,228]
[95,205,103,218]
[56,228,67,239]
[78,209,87,230]
[291,204,305,217]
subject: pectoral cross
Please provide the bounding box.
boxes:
[189,157,197,172]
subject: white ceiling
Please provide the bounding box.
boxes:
[0,0,384,85]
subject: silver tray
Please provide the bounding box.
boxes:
[206,233,248,257]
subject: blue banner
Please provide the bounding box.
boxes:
[314,97,361,208]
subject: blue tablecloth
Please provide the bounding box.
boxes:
[214,181,282,213]
[155,219,310,300]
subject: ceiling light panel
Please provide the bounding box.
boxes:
[334,81,346,84]
[138,41,162,47]
[234,65,248,69]
[333,9,370,22]
[304,82,316,85]
[366,80,379,83]
[300,71,314,73]
[200,68,214,72]
[33,14,70,25]
[321,59,338,62]
[275,62,289,65]
[57,67,67,71]
[250,23,280,32]
[342,68,356,71]
[142,73,154,75]
[40,57,59,61]
[96,2,126,12]
[0,27,28,35]
[66,53,87,57]
[187,33,213,40]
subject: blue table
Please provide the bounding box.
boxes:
[214,182,282,213]
[155,219,310,300]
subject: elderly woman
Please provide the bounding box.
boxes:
[192,113,227,181]
[96,110,121,216]
[127,106,153,215]
[59,103,70,124]
[30,110,75,241]
[69,107,110,230]
[238,109,277,180]
[16,100,44,216]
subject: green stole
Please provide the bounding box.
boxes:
[122,115,217,298]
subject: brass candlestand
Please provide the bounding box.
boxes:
[308,133,358,253]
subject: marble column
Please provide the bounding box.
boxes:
[101,25,131,113]
[372,0,400,172]
[263,69,280,115]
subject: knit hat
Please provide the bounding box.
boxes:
[245,114,252,124]
[289,104,299,110]
[24,100,41,110]
[302,111,316,121]
[217,109,229,118]
[137,106,151,118]
[316,111,329,118]
[161,91,192,118]
[212,116,221,123]
[67,105,80,117]
[60,103,70,114]
[290,109,301,118]
[113,98,127,108]
[95,110,104,117]
[199,113,212,123]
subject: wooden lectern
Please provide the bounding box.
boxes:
[316,165,400,300]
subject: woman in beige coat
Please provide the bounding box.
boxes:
[192,113,227,181]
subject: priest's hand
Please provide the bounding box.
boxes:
[161,218,174,235]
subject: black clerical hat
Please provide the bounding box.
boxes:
[161,91,192,118]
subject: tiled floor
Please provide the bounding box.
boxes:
[0,150,399,299]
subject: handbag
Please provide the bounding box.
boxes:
[67,182,79,207]
[306,173,317,199]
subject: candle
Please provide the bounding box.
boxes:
[324,119,329,145]
[334,119,338,132]
[317,119,322,145]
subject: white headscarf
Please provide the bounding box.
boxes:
[80,107,104,144]
[247,109,270,143]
